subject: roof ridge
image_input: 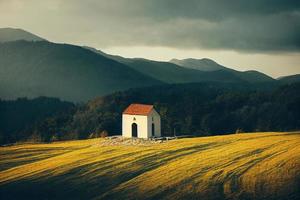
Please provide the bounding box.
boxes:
[123,103,154,115]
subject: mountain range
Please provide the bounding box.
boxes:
[0,28,298,102]
[0,41,162,102]
[86,47,276,84]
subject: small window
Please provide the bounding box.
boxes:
[133,117,136,121]
[152,117,154,121]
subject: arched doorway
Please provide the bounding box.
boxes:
[152,123,155,137]
[132,123,138,137]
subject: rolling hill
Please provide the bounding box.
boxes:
[0,41,163,102]
[0,132,299,200]
[0,28,45,42]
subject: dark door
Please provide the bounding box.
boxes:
[152,123,155,137]
[132,123,138,137]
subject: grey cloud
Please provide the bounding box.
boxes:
[65,0,300,21]
[143,0,300,21]
[1,0,299,52]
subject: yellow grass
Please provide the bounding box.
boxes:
[0,132,299,200]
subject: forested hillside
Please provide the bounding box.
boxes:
[278,74,300,84]
[0,97,75,144]
[1,82,299,144]
[67,82,300,138]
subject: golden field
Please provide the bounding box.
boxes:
[0,132,299,200]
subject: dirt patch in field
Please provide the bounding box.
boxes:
[99,136,165,146]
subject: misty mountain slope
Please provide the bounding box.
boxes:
[170,58,275,83]
[0,28,45,42]
[236,70,275,83]
[121,59,246,83]
[278,74,300,84]
[0,41,163,102]
[89,48,275,84]
[84,46,129,64]
[84,48,246,84]
[170,58,228,71]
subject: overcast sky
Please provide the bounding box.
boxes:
[0,0,299,77]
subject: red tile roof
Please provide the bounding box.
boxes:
[123,104,153,115]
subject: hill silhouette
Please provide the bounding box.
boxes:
[0,41,163,102]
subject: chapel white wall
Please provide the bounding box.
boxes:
[122,114,148,138]
[147,110,161,137]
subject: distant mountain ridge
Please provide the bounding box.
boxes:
[0,28,45,42]
[170,58,228,71]
[81,47,245,84]
[87,47,275,84]
[0,41,163,102]
[0,28,294,103]
[169,58,275,83]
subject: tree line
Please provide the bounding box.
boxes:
[0,82,299,144]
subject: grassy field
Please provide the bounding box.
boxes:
[0,132,299,200]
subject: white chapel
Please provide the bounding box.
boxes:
[122,104,161,139]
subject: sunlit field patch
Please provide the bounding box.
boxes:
[0,132,299,200]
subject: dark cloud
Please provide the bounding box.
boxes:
[67,0,300,52]
[1,0,300,52]
[142,0,300,21]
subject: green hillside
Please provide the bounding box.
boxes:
[0,132,299,200]
[0,41,163,102]
[1,82,299,144]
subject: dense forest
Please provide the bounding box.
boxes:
[0,97,75,144]
[0,82,299,144]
